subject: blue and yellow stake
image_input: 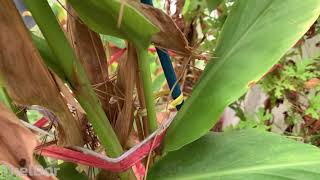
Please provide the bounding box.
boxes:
[141,0,184,110]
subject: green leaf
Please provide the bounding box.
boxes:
[149,129,320,179]
[51,2,66,22]
[68,0,159,47]
[26,110,43,124]
[0,87,13,111]
[306,92,320,119]
[183,0,206,15]
[100,35,126,49]
[153,73,166,92]
[57,163,87,180]
[182,0,191,15]
[0,165,22,180]
[206,0,223,11]
[164,0,320,151]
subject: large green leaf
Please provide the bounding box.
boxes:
[164,0,320,151]
[68,0,158,47]
[149,129,320,179]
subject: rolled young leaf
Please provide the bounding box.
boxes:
[67,0,190,55]
[68,0,158,48]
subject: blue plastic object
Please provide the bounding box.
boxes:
[141,0,154,5]
[141,0,184,110]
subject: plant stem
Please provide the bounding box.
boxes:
[24,1,134,178]
[136,47,158,132]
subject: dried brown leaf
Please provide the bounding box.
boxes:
[67,5,112,115]
[114,43,138,146]
[305,78,320,89]
[0,0,83,146]
[0,103,56,180]
[130,1,191,56]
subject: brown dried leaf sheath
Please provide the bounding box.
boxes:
[130,1,191,56]
[0,0,83,146]
[67,5,112,115]
[0,103,56,180]
[114,43,138,146]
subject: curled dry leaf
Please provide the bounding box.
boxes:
[0,103,56,180]
[129,1,192,56]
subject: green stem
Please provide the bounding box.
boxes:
[24,1,134,178]
[22,0,134,174]
[24,0,122,157]
[137,47,158,132]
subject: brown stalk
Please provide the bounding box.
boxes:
[136,72,150,138]
[114,43,138,146]
[66,6,128,179]
[66,5,112,116]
